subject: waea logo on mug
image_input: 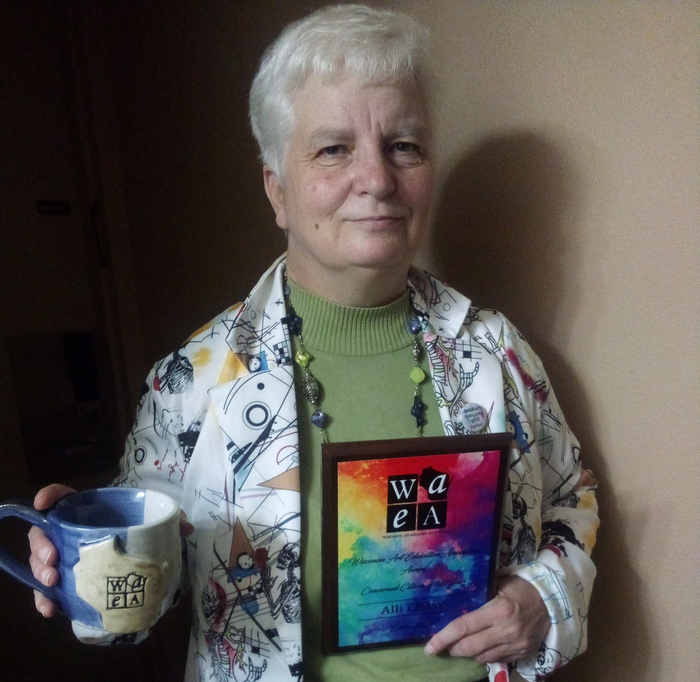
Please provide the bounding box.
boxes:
[73,533,170,635]
[0,487,182,644]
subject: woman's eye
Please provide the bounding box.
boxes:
[394,141,419,153]
[319,145,346,157]
[390,141,424,166]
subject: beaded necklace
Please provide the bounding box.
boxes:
[282,270,427,443]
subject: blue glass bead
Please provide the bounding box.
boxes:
[283,282,291,297]
[311,410,327,429]
[408,317,422,335]
[286,312,302,336]
[411,396,426,427]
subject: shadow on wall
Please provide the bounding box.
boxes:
[432,131,581,351]
[431,132,655,681]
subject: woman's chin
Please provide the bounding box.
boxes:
[345,237,420,271]
[348,251,413,273]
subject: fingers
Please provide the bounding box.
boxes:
[466,643,523,665]
[29,549,58,583]
[33,589,58,618]
[179,510,195,537]
[424,608,490,656]
[29,485,73,571]
[33,484,76,510]
[29,539,59,618]
[446,625,495,660]
[27,483,74,619]
[445,604,536,663]
[424,605,515,661]
[28,525,57,566]
[424,576,550,663]
[574,468,597,490]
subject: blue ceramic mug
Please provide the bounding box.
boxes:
[0,487,181,644]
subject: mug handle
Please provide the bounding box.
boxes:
[0,501,59,602]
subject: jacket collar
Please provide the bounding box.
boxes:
[408,266,472,339]
[224,254,291,370]
[224,255,472,363]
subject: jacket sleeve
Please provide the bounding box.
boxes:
[97,356,193,644]
[113,356,192,500]
[497,320,599,681]
[114,304,242,495]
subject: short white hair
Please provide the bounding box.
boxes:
[249,4,432,179]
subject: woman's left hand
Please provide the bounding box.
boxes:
[424,575,551,663]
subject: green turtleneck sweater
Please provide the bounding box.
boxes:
[288,280,487,682]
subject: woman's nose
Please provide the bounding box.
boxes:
[353,150,396,198]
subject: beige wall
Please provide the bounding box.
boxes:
[97,1,698,680]
[392,3,699,679]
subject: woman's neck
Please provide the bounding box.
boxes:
[285,258,409,308]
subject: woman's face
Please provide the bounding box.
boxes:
[264,75,434,292]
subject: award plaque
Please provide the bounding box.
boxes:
[321,433,511,654]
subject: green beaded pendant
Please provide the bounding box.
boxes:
[410,366,426,385]
[295,349,312,367]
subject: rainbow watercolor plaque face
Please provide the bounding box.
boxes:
[321,433,510,653]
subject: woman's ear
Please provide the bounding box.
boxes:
[263,166,287,230]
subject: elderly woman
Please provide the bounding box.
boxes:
[30,5,598,682]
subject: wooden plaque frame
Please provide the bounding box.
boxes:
[321,433,511,654]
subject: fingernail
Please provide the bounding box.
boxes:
[38,604,47,617]
[424,643,434,655]
[40,547,53,565]
[41,567,53,585]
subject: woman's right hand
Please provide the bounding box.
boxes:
[28,484,76,617]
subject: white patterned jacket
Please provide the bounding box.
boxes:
[116,255,599,682]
